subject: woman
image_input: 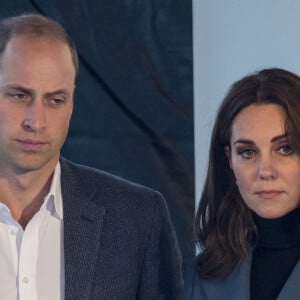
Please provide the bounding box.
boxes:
[191,68,300,300]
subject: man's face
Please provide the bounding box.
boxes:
[0,35,75,174]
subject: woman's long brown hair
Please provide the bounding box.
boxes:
[194,68,300,278]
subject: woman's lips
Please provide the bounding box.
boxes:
[255,190,284,199]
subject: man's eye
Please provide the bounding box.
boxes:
[278,145,292,155]
[50,98,64,105]
[9,93,27,100]
[238,149,256,159]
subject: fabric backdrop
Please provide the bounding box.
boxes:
[0,0,194,282]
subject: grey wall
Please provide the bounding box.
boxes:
[193,0,300,206]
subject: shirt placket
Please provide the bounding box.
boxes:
[6,216,22,279]
[18,212,41,300]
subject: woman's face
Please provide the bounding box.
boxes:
[226,104,300,219]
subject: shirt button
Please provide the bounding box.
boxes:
[10,230,16,236]
[22,277,29,284]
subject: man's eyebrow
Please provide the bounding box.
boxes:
[0,85,71,98]
[44,89,71,98]
[0,84,34,95]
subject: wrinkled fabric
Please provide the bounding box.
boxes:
[0,0,194,282]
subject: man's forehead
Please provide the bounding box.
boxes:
[6,34,68,50]
[1,35,75,72]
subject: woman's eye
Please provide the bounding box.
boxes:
[238,149,256,159]
[278,145,292,155]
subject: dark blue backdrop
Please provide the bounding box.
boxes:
[0,0,194,282]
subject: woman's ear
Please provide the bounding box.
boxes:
[224,145,232,169]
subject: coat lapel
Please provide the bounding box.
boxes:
[193,254,300,300]
[194,258,251,300]
[278,259,300,299]
[60,159,106,299]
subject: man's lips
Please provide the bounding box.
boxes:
[15,139,48,151]
[17,139,47,144]
[255,190,284,199]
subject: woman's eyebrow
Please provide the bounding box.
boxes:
[233,139,255,146]
[233,134,289,146]
[271,134,289,143]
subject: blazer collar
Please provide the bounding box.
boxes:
[194,255,300,300]
[192,258,251,300]
[278,259,300,299]
[60,158,106,299]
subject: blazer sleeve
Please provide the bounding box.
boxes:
[137,192,183,300]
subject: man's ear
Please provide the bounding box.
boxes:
[224,145,232,169]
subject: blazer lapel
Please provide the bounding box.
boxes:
[278,259,300,299]
[196,258,251,300]
[60,159,106,299]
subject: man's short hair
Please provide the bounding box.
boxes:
[0,13,79,74]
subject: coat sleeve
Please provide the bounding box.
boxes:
[137,192,183,299]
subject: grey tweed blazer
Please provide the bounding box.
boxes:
[188,257,300,300]
[60,158,183,300]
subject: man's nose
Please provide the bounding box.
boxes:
[22,100,46,132]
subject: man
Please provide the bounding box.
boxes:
[0,14,182,299]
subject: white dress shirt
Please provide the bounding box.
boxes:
[0,163,64,300]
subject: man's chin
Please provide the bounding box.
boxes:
[7,155,59,175]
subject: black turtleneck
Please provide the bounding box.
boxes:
[251,207,300,300]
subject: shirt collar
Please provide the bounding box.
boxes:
[43,162,63,220]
